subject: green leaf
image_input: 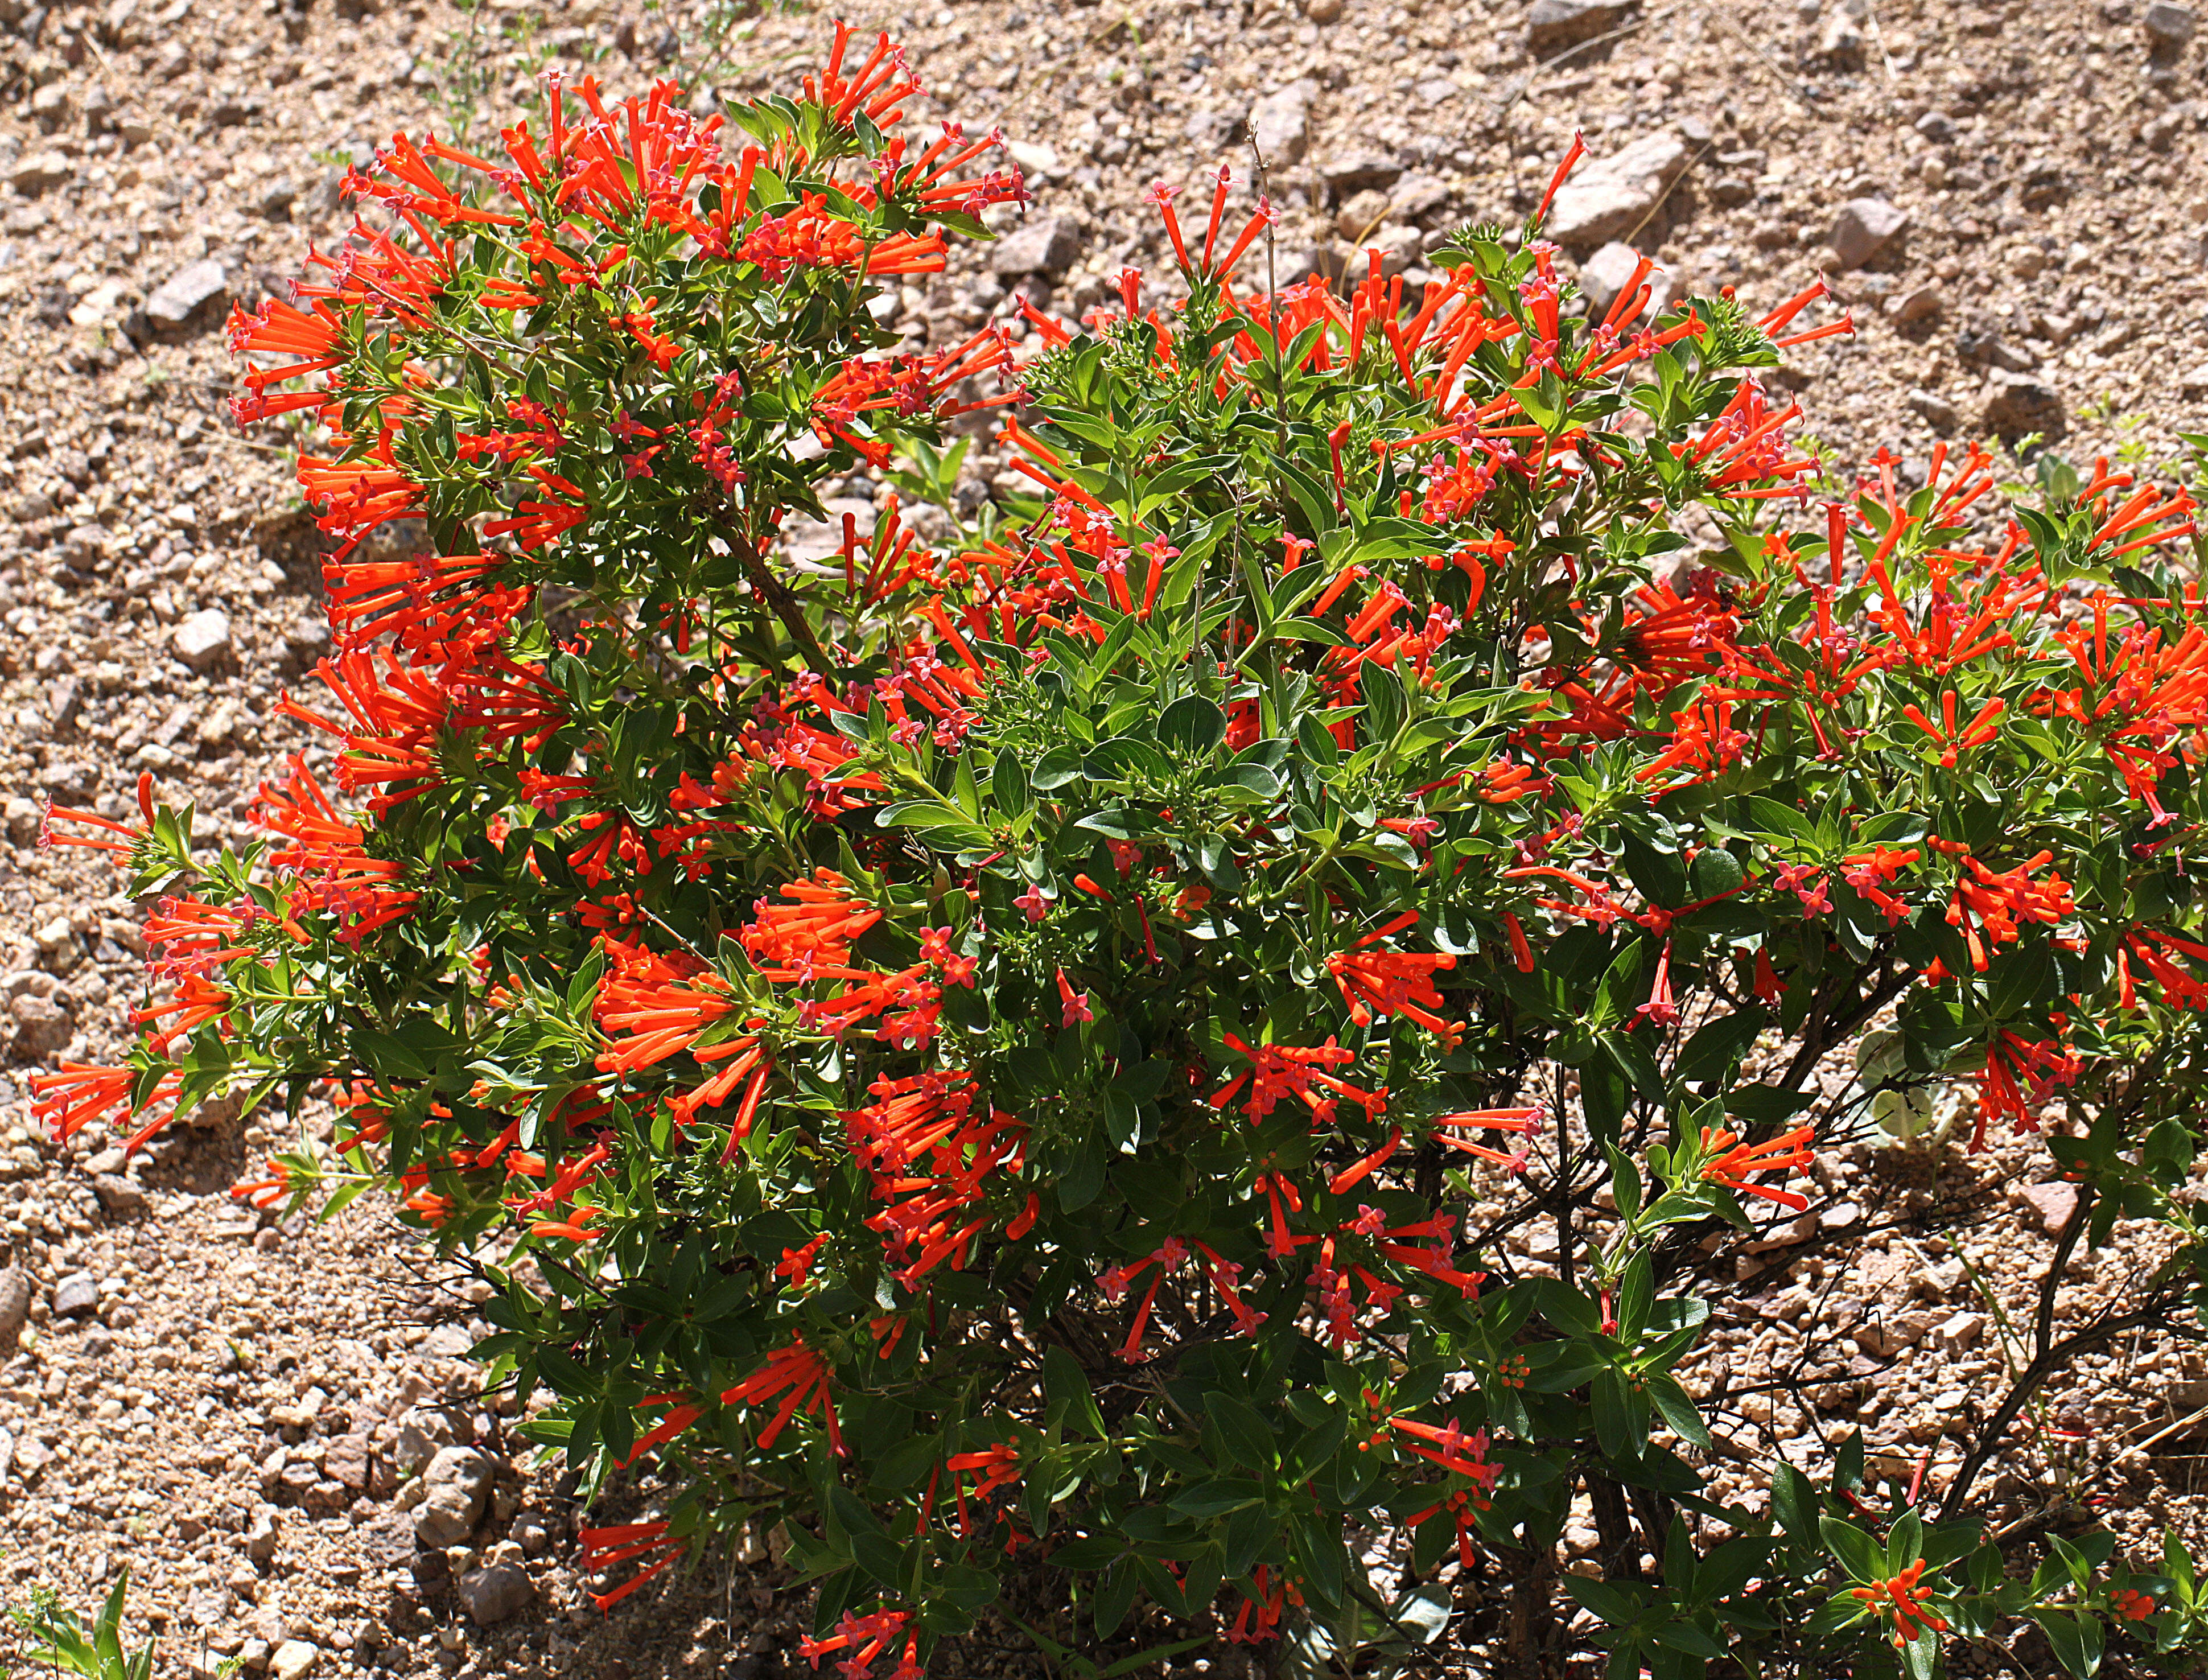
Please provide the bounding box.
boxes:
[1204,1392,1276,1468]
[2032,1607,2102,1678]
[1044,1344,1108,1438]
[1158,694,1227,756]
[1033,743,1085,790]
[1820,1515,1885,1584]
[1525,1276,1604,1339]
[1641,1372,1711,1447]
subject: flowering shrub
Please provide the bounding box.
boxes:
[33,30,2208,1677]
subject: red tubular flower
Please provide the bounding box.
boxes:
[1699,1125,1815,1211]
[29,1063,182,1150]
[42,771,156,862]
[579,1520,685,1612]
[1430,1107,1540,1173]
[276,650,451,816]
[742,868,883,976]
[1325,946,1463,1042]
[1531,130,1586,228]
[722,1339,843,1455]
[945,1440,1023,1500]
[1211,1033,1358,1122]
[1849,1559,1950,1648]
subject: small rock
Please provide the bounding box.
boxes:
[988,215,1081,278]
[1528,0,1637,53]
[1937,1311,1987,1356]
[1982,369,2066,441]
[1827,197,1910,270]
[458,1564,534,1626]
[1303,0,1343,20]
[258,178,299,220]
[1334,187,1391,241]
[2178,364,2208,401]
[1317,146,1402,196]
[172,608,233,671]
[51,1271,99,1317]
[413,1445,496,1548]
[246,1509,282,1566]
[1250,79,1316,164]
[144,260,230,334]
[92,1175,147,1217]
[63,523,108,570]
[10,993,72,1059]
[270,1639,320,1680]
[0,1267,30,1348]
[323,1431,372,1494]
[1886,283,1944,324]
[1363,223,1426,278]
[2012,1180,2080,1235]
[1818,7,1864,63]
[1544,131,1690,247]
[2145,1,2197,47]
[9,151,76,195]
[510,1512,551,1557]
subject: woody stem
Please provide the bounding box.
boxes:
[730,530,837,680]
[1937,1292,2176,1523]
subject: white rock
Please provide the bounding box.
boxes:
[1250,79,1316,165]
[9,151,75,193]
[145,259,230,332]
[1937,1311,1986,1356]
[172,608,232,671]
[1544,132,1690,248]
[270,1641,320,1680]
[989,215,1082,277]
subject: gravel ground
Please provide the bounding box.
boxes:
[1,0,2205,1673]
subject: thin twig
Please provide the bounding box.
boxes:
[1939,1297,2181,1521]
[1620,137,1715,248]
[2114,1402,2208,1465]
[1490,7,1675,122]
[1699,2,1820,109]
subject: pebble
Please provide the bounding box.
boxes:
[2145,1,2197,47]
[2012,1180,2081,1236]
[413,1444,496,1548]
[1527,0,1637,53]
[91,1174,147,1217]
[1544,131,1690,247]
[172,608,233,672]
[1576,240,1649,322]
[0,1266,29,1346]
[1827,197,1910,270]
[10,993,72,1058]
[51,1270,100,1317]
[1886,283,1944,324]
[9,150,75,194]
[458,1563,534,1626]
[987,215,1081,278]
[1250,79,1316,165]
[270,1638,320,1680]
[1980,369,2066,441]
[143,259,230,334]
[1317,147,1402,196]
